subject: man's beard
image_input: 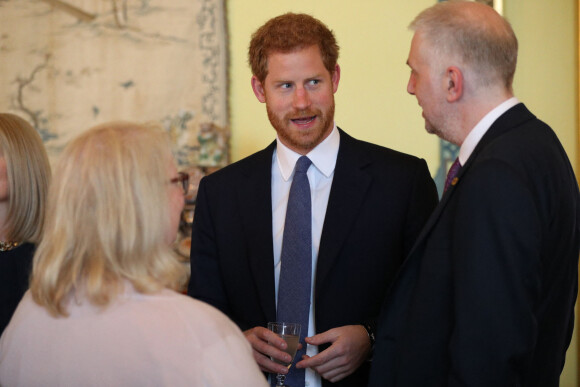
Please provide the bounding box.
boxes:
[267,102,335,154]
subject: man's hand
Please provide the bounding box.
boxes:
[244,326,295,374]
[295,325,370,383]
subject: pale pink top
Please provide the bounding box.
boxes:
[0,287,267,387]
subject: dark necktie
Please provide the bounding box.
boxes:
[444,158,461,192]
[276,156,312,387]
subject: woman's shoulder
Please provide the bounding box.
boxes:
[121,287,238,330]
[154,289,238,328]
[0,242,34,260]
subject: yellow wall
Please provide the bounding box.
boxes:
[228,0,437,168]
[227,0,578,384]
[507,0,577,172]
[228,0,577,172]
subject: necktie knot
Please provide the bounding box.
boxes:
[295,156,312,174]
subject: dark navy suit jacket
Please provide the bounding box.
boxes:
[189,128,438,386]
[369,104,580,387]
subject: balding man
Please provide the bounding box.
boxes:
[369,1,580,386]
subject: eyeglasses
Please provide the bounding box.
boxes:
[170,172,189,195]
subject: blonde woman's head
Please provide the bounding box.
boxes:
[31,121,187,316]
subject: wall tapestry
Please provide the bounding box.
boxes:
[0,0,229,171]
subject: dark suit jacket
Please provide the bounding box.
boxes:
[188,128,438,386]
[0,242,34,336]
[369,104,580,387]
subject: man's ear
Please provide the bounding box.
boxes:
[446,66,463,102]
[331,64,341,93]
[251,75,266,103]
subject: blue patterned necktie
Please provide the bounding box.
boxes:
[275,156,312,387]
[444,158,462,192]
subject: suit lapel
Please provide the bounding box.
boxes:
[405,103,536,261]
[380,104,537,339]
[238,142,277,322]
[317,130,373,292]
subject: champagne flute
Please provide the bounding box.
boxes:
[268,322,301,387]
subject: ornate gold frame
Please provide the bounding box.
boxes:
[474,0,503,14]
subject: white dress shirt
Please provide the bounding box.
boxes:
[271,124,340,387]
[459,97,519,165]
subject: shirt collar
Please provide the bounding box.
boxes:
[459,97,519,165]
[276,123,340,181]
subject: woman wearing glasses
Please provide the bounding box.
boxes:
[0,113,51,336]
[0,122,267,386]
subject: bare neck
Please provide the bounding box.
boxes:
[456,87,513,146]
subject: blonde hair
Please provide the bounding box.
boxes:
[410,0,518,90]
[30,122,187,317]
[0,113,51,243]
